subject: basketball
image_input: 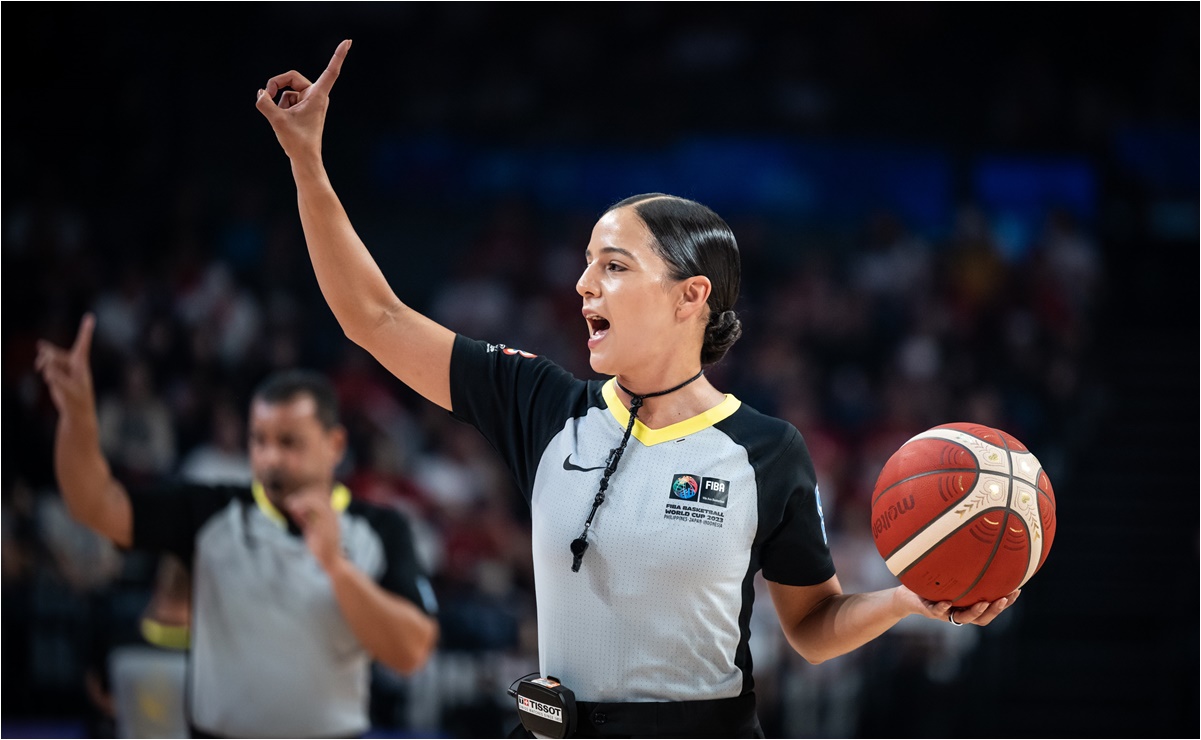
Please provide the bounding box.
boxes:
[870,422,1056,606]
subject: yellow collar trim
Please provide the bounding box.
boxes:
[251,481,351,528]
[601,378,741,447]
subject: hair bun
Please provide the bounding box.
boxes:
[702,309,742,366]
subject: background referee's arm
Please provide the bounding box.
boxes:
[324,558,439,675]
[285,490,439,675]
[35,314,134,549]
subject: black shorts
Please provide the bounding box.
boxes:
[507,692,763,739]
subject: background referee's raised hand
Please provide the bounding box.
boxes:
[35,313,97,419]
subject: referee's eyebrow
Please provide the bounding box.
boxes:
[585,246,636,261]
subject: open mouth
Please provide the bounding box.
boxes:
[586,314,610,341]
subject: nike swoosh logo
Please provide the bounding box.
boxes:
[563,455,606,473]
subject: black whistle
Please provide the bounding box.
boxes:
[570,537,588,572]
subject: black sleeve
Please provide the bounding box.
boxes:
[757,430,838,587]
[448,334,590,500]
[357,504,437,615]
[127,481,239,567]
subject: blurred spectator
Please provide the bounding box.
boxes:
[175,261,264,370]
[177,396,252,487]
[1030,207,1105,340]
[92,263,154,359]
[97,358,177,485]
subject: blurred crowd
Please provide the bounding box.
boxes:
[4,2,1188,738]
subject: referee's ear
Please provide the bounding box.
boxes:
[676,275,713,322]
[322,423,349,473]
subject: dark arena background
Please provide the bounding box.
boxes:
[3,4,1196,738]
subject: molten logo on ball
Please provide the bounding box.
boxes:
[870,422,1057,606]
[872,495,915,537]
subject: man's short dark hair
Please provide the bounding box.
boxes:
[251,369,341,429]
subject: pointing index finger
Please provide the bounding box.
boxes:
[311,39,352,95]
[71,313,95,361]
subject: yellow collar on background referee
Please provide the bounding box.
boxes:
[251,481,352,528]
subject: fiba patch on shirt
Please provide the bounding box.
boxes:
[669,474,700,502]
[699,477,730,508]
[669,474,730,508]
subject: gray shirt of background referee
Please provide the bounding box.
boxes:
[129,482,436,738]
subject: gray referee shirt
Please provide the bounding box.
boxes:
[129,481,437,738]
[450,335,834,703]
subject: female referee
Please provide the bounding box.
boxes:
[255,40,1019,739]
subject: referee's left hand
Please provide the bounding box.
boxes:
[900,585,1021,627]
[284,488,343,571]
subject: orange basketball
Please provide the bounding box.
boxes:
[870,422,1056,607]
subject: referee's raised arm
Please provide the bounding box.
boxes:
[35,313,134,548]
[256,40,456,412]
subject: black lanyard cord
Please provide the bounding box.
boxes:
[570,368,705,572]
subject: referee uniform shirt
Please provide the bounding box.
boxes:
[128,480,437,738]
[449,335,835,706]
